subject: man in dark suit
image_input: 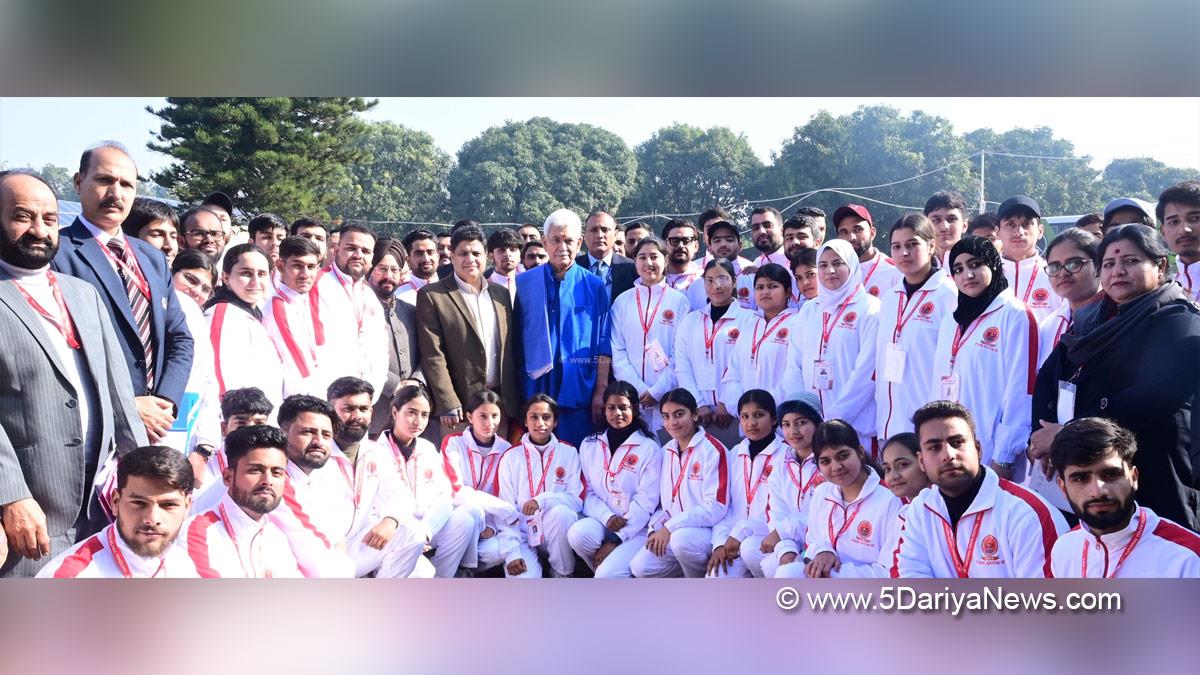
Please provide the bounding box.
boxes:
[416,224,520,433]
[0,170,147,577]
[51,142,194,444]
[577,210,636,303]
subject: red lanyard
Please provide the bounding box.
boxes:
[1081,509,1147,578]
[466,442,501,490]
[599,439,636,484]
[387,434,422,498]
[744,453,771,516]
[670,445,698,506]
[827,498,864,550]
[522,443,556,499]
[1051,313,1071,350]
[892,290,931,343]
[97,238,150,298]
[107,526,163,578]
[949,308,1000,370]
[1013,259,1040,304]
[15,271,80,349]
[668,268,699,290]
[702,313,734,361]
[219,504,254,577]
[636,286,667,379]
[750,311,792,364]
[819,291,858,358]
[330,265,365,333]
[941,510,986,578]
[787,455,823,508]
[862,256,884,289]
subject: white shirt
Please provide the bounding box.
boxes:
[489,270,517,304]
[874,270,958,441]
[673,302,750,410]
[184,492,304,578]
[37,523,198,578]
[714,436,789,547]
[1175,259,1200,302]
[610,281,690,430]
[1002,255,1064,324]
[452,273,501,388]
[313,264,389,401]
[804,472,903,576]
[665,261,704,295]
[394,276,428,306]
[578,430,663,542]
[648,428,730,533]
[1051,505,1200,578]
[895,468,1068,578]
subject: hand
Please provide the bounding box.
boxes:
[714,403,733,429]
[697,406,714,427]
[706,545,731,576]
[989,461,1015,481]
[1028,420,1062,462]
[760,530,781,554]
[187,452,209,484]
[723,536,742,560]
[638,391,657,410]
[362,518,398,550]
[135,396,175,443]
[480,526,496,540]
[522,499,540,516]
[778,552,798,566]
[646,527,671,557]
[2,498,50,560]
[593,540,618,569]
[805,551,840,578]
[591,391,605,425]
[741,265,759,276]
[440,407,463,429]
[605,515,627,532]
[0,524,6,563]
[506,559,528,576]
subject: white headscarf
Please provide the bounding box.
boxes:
[815,239,863,308]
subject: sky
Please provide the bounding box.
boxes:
[2,97,1197,180]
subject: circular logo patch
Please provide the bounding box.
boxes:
[691,461,702,477]
[777,327,790,339]
[728,328,740,340]
[1032,288,1049,304]
[868,286,880,297]
[856,520,873,539]
[424,468,434,479]
[663,309,675,321]
[554,466,566,480]
[919,301,935,316]
[624,454,639,467]
[982,327,1000,344]
[843,311,857,325]
[981,534,999,557]
[738,287,750,298]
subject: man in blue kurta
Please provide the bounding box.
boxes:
[515,209,611,446]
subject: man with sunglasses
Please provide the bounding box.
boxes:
[661,218,703,294]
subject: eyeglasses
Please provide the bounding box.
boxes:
[187,229,224,241]
[703,276,733,287]
[1046,257,1091,277]
[667,236,697,247]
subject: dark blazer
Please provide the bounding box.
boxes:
[415,274,520,420]
[370,295,423,437]
[51,218,194,407]
[576,251,636,303]
[0,269,147,577]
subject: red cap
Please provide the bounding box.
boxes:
[832,204,872,227]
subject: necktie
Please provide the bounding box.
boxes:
[107,238,155,391]
[592,259,611,296]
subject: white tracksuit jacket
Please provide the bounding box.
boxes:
[184,492,304,578]
[205,300,285,415]
[262,283,328,398]
[312,264,389,402]
[647,428,730,533]
[37,523,198,578]
[577,430,663,542]
[494,434,585,563]
[720,310,800,415]
[1036,300,1073,368]
[874,270,958,441]
[686,254,753,310]
[929,290,1039,465]
[1002,255,1064,324]
[787,289,881,441]
[1050,505,1200,578]
[673,303,752,412]
[272,454,358,578]
[800,471,902,576]
[171,290,220,453]
[611,281,692,431]
[766,451,825,558]
[859,253,902,299]
[893,468,1068,578]
[1176,259,1200,302]
[734,249,800,312]
[713,436,789,548]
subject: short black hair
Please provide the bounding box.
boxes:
[750,206,782,222]
[522,240,546,256]
[1049,417,1138,478]
[117,445,194,493]
[78,141,134,176]
[1157,180,1200,223]
[120,197,178,239]
[793,206,826,219]
[390,382,430,410]
[450,224,487,251]
[1074,213,1103,229]
[923,191,967,216]
[451,219,478,233]
[697,208,732,226]
[487,227,522,253]
[171,249,217,279]
[911,400,977,440]
[220,387,273,420]
[661,218,697,239]
[327,376,374,402]
[967,212,999,234]
[624,221,652,235]
[339,223,376,241]
[402,229,437,253]
[783,213,820,233]
[290,217,327,235]
[278,235,322,262]
[792,246,818,270]
[277,394,338,432]
[248,213,288,239]
[224,424,288,470]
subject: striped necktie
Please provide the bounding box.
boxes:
[107,238,155,390]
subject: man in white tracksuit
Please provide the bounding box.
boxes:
[995,196,1064,323]
[263,236,328,398]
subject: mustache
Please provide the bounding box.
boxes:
[100,197,124,210]
[135,527,167,536]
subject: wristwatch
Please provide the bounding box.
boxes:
[193,445,214,460]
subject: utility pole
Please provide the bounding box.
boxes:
[978,151,986,215]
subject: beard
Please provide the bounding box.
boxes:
[117,521,179,558]
[0,231,58,269]
[230,483,282,516]
[669,249,692,266]
[850,239,868,257]
[1073,493,1137,532]
[291,443,330,471]
[336,420,368,446]
[754,234,781,254]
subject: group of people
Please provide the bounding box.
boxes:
[2,139,1199,579]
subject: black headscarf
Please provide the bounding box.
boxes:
[203,284,263,321]
[949,235,1008,332]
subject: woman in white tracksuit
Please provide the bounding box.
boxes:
[674,258,752,450]
[875,214,958,444]
[776,420,902,578]
[569,381,663,577]
[203,243,285,414]
[611,237,692,433]
[930,236,1039,480]
[630,388,730,578]
[744,393,825,578]
[787,239,880,455]
[720,263,800,414]
[440,390,522,575]
[707,389,789,578]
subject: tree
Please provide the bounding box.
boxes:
[1101,157,1200,202]
[448,117,637,223]
[329,121,452,234]
[38,164,75,199]
[146,97,375,218]
[963,126,1103,216]
[620,124,762,217]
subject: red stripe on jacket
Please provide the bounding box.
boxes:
[282,480,332,548]
[998,478,1057,577]
[209,303,229,396]
[187,511,223,578]
[52,535,105,578]
[1152,520,1200,557]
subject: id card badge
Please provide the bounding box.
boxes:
[939,373,960,401]
[695,352,717,388]
[1057,381,1077,423]
[526,511,544,547]
[645,340,670,373]
[813,360,834,390]
[611,490,630,514]
[883,343,907,383]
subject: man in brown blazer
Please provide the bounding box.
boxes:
[415,224,520,434]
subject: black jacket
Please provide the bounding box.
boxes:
[1033,282,1200,530]
[576,252,636,304]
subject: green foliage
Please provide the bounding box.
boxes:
[147,97,375,218]
[38,164,76,199]
[963,126,1103,216]
[1101,157,1200,203]
[448,117,637,223]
